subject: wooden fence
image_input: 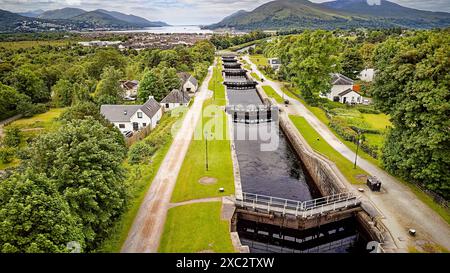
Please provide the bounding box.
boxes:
[125,126,153,147]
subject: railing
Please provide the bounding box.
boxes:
[236,192,360,218]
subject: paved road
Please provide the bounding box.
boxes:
[245,55,450,252]
[121,64,214,253]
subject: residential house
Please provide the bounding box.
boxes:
[120,80,139,100]
[359,68,375,82]
[177,72,198,93]
[160,89,191,111]
[326,73,364,104]
[100,96,162,133]
[268,58,281,71]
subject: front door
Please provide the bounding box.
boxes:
[133,122,139,131]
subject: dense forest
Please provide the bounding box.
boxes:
[0,38,215,252]
[259,28,449,199]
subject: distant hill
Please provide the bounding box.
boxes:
[38,7,86,20]
[18,9,45,18]
[95,9,169,27]
[69,10,136,28]
[207,0,450,30]
[0,8,169,32]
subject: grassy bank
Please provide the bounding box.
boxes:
[262,85,284,103]
[170,99,234,203]
[289,115,368,185]
[159,202,235,253]
[209,58,226,106]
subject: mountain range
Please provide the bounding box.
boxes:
[0,8,169,32]
[207,0,450,30]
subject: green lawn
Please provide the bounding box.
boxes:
[159,202,235,253]
[262,85,284,103]
[249,54,269,67]
[289,115,368,185]
[98,114,184,253]
[362,113,392,131]
[171,99,234,203]
[1,108,66,170]
[250,72,262,82]
[9,108,65,130]
[209,59,226,106]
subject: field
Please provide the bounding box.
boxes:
[0,40,73,49]
[159,202,235,253]
[170,99,234,203]
[1,108,66,170]
[208,58,226,106]
[249,54,269,67]
[290,115,369,184]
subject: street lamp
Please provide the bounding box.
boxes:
[354,130,362,169]
[205,131,209,171]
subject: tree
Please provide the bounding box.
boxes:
[9,67,49,103]
[52,79,73,107]
[94,66,124,105]
[87,49,126,80]
[0,172,84,253]
[276,30,342,103]
[72,83,91,105]
[341,47,364,79]
[0,83,26,119]
[372,31,450,198]
[25,118,128,249]
[160,67,181,92]
[359,43,376,68]
[138,68,166,101]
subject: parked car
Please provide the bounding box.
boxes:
[123,131,133,138]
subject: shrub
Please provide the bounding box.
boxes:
[0,147,15,164]
[2,126,21,148]
[128,142,157,164]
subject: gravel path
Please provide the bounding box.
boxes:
[121,64,215,253]
[245,55,450,252]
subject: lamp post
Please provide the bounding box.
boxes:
[205,131,209,171]
[354,130,362,169]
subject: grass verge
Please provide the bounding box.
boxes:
[289,115,368,185]
[159,202,235,253]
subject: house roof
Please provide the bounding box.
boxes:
[338,88,360,97]
[100,97,161,122]
[331,73,354,85]
[141,97,162,119]
[120,80,139,90]
[177,72,198,87]
[100,105,141,122]
[161,89,190,104]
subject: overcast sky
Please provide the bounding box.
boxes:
[2,0,450,25]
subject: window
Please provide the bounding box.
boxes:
[187,88,191,92]
[166,103,170,108]
[119,124,125,129]
[143,123,147,127]
[137,112,143,118]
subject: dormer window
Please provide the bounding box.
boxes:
[137,112,143,119]
[124,110,127,115]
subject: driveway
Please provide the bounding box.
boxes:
[121,64,214,253]
[244,55,450,252]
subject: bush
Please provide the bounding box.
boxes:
[128,142,157,164]
[2,126,21,148]
[0,147,15,164]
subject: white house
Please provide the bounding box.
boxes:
[336,88,364,104]
[178,72,198,93]
[160,89,190,111]
[359,68,375,82]
[100,96,162,133]
[268,58,281,71]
